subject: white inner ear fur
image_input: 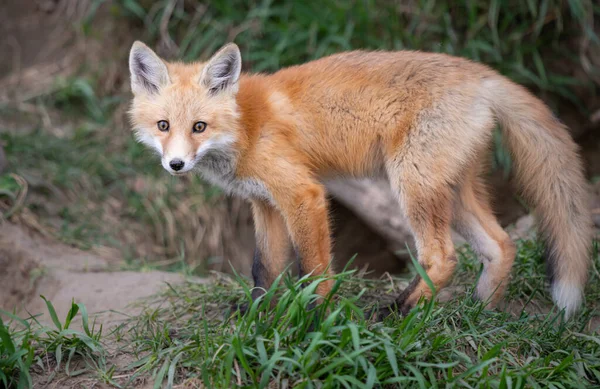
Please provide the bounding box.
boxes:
[200,43,242,95]
[129,41,170,95]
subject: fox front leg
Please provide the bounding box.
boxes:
[236,200,291,314]
[275,182,335,299]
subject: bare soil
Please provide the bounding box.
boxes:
[0,222,196,328]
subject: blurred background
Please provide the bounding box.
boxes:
[0,0,599,287]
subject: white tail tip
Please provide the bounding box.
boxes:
[551,280,583,318]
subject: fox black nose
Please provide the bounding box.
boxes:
[169,159,185,171]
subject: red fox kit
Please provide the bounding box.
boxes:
[128,41,592,317]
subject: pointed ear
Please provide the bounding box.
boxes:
[129,41,170,95]
[200,43,242,95]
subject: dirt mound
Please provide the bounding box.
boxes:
[0,222,197,327]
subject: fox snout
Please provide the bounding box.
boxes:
[157,132,199,175]
[161,153,195,175]
[169,159,185,171]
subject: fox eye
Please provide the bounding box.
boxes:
[193,121,207,134]
[157,120,169,132]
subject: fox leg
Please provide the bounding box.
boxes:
[273,182,334,299]
[381,148,459,316]
[393,180,457,314]
[452,173,516,306]
[248,200,291,301]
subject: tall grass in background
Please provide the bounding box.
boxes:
[114,0,597,99]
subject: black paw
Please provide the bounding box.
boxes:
[398,300,415,316]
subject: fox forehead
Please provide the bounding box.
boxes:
[165,61,204,85]
[131,62,237,125]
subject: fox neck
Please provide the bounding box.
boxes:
[196,143,238,180]
[193,77,261,186]
[192,80,277,202]
[235,74,276,148]
[197,75,281,186]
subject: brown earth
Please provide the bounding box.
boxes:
[0,222,199,328]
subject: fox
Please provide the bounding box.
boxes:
[128,40,592,318]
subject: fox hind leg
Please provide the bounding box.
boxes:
[452,173,516,307]
[383,169,458,316]
[379,94,497,317]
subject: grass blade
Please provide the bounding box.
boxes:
[40,296,62,331]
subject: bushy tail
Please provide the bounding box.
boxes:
[488,77,593,317]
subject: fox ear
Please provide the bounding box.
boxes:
[129,41,170,95]
[200,43,241,95]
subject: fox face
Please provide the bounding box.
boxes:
[128,42,242,175]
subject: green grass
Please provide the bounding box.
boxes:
[0,315,33,388]
[110,238,600,388]
[0,174,28,220]
[2,239,599,387]
[114,0,597,77]
[0,298,104,388]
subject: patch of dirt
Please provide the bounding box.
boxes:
[0,222,198,328]
[0,221,209,387]
[0,0,88,103]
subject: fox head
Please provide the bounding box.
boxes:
[128,41,242,175]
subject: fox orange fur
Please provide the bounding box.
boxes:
[128,41,592,318]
